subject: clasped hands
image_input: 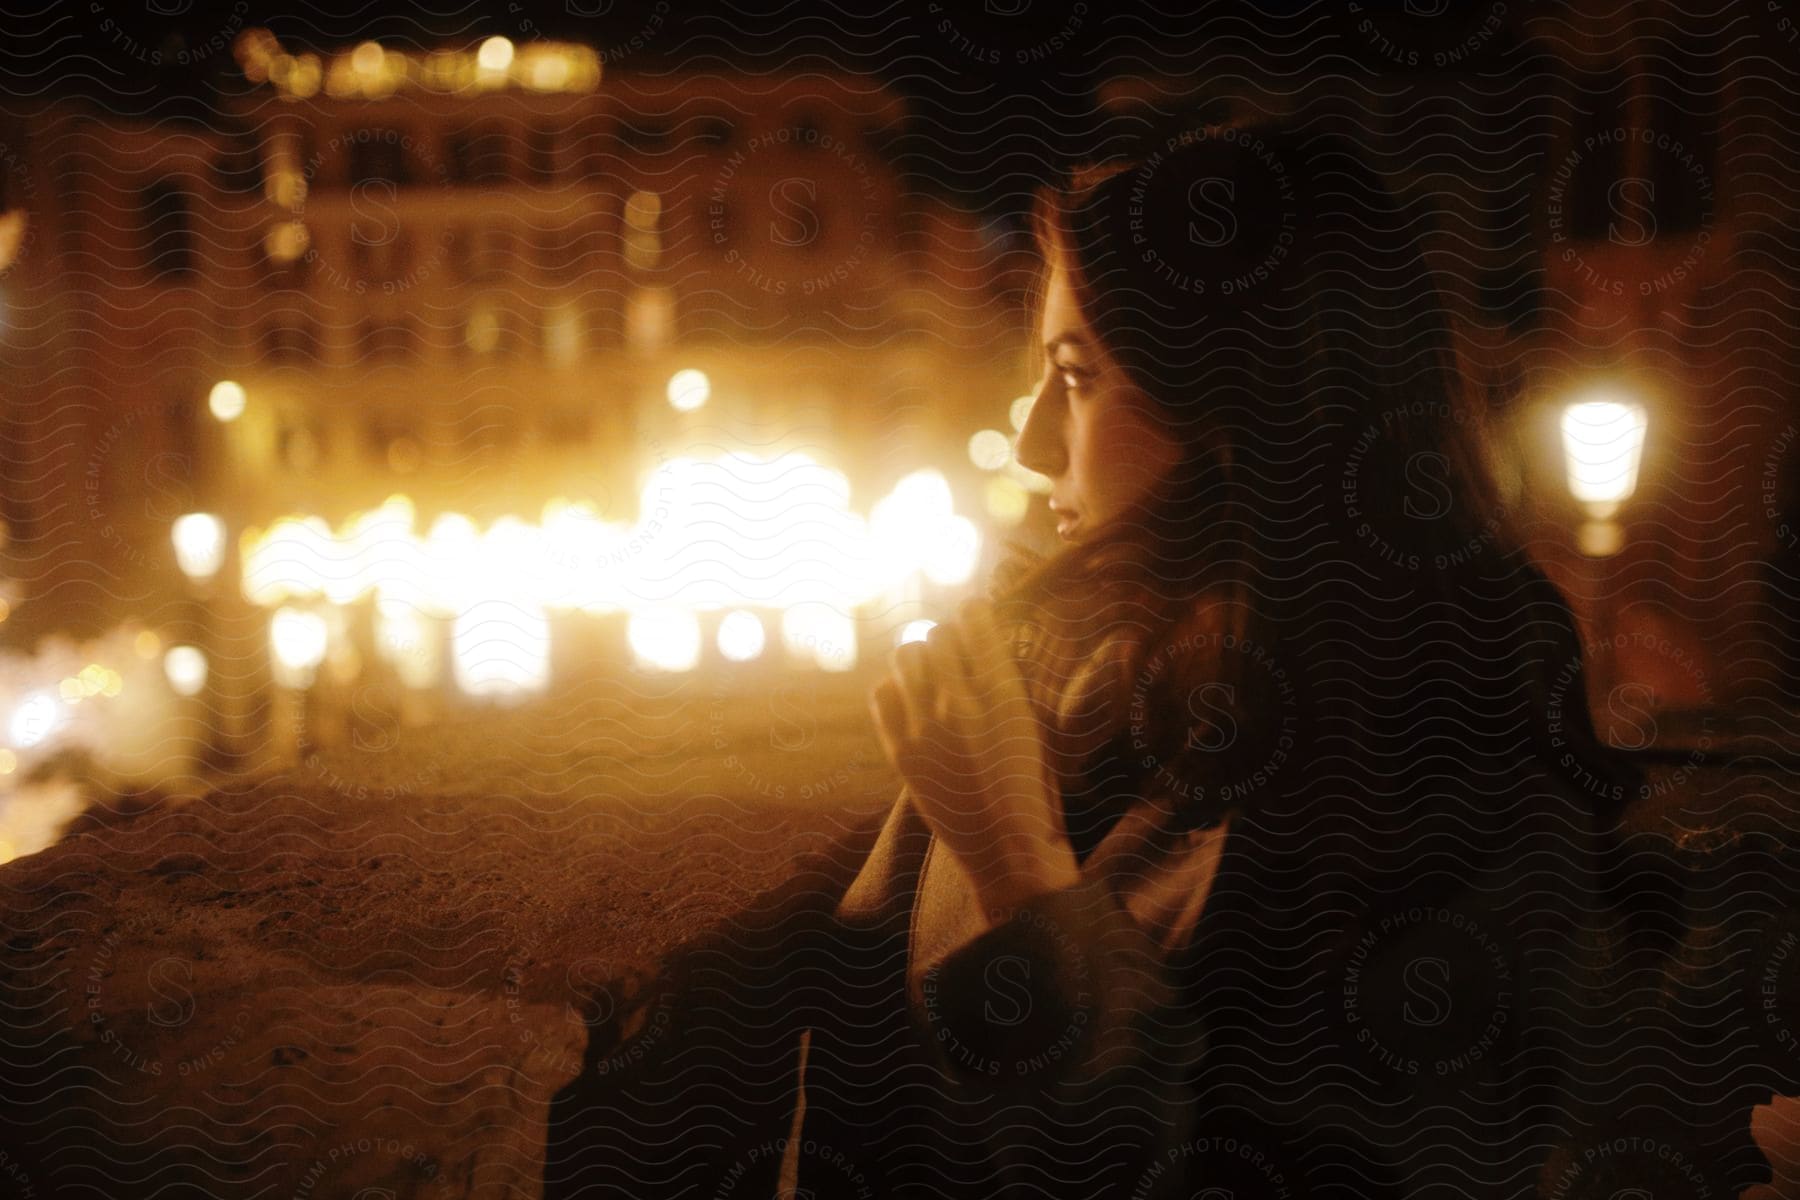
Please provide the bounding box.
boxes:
[869,597,1082,925]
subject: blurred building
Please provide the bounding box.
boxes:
[0,32,1036,652]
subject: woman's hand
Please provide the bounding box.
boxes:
[869,597,1082,925]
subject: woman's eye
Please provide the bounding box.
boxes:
[1057,364,1092,392]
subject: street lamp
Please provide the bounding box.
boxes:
[1561,396,1648,558]
[169,511,235,773]
[208,380,246,423]
[171,512,226,583]
[1560,392,1648,697]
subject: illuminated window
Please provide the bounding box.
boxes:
[544,303,583,365]
[260,228,311,292]
[623,190,662,271]
[463,306,500,357]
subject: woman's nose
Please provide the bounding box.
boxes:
[1013,380,1066,477]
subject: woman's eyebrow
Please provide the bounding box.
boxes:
[1042,332,1091,356]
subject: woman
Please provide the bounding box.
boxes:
[544,115,1650,1199]
[783,113,1642,1198]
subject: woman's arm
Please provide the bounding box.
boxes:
[870,596,1083,924]
[868,595,1228,1091]
[913,803,1228,1092]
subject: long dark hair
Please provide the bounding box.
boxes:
[987,114,1636,842]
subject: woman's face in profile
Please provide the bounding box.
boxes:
[1016,261,1185,542]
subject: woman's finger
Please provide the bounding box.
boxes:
[868,676,909,765]
[891,640,935,737]
[956,597,1013,697]
[924,620,989,728]
[930,606,981,687]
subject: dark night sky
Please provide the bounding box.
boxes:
[0,0,1538,217]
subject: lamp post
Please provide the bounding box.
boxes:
[1560,395,1649,688]
[269,604,329,770]
[171,511,232,775]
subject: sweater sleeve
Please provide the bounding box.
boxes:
[913,805,1228,1095]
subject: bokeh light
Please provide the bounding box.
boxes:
[163,646,208,697]
[967,429,1011,470]
[667,368,711,412]
[717,609,766,662]
[208,380,246,422]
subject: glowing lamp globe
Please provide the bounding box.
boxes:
[172,513,226,582]
[1561,398,1648,519]
[1561,397,1647,557]
[208,380,246,422]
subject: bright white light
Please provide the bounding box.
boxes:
[717,609,766,662]
[374,600,441,689]
[240,515,333,606]
[891,469,953,522]
[172,513,226,582]
[630,452,868,610]
[479,516,548,603]
[898,619,936,646]
[270,607,329,688]
[667,368,710,412]
[869,469,957,589]
[453,599,551,697]
[628,609,702,673]
[477,36,515,71]
[422,513,483,617]
[9,691,63,748]
[231,454,986,669]
[921,515,981,586]
[208,380,246,422]
[337,497,417,605]
[1561,397,1648,513]
[968,429,1011,471]
[163,645,208,697]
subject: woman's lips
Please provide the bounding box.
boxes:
[1051,504,1079,540]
